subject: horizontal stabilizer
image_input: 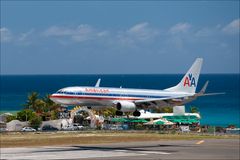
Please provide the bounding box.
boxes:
[199,92,225,96]
[195,81,225,97]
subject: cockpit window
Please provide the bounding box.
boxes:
[56,90,82,95]
[56,90,64,94]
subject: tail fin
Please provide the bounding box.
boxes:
[95,78,101,87]
[165,58,203,93]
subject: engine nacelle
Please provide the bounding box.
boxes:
[116,101,136,112]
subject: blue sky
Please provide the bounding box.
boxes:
[1,1,239,74]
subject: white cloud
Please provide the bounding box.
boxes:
[116,22,159,46]
[222,19,240,34]
[127,22,159,40]
[18,29,35,42]
[97,31,109,37]
[43,26,75,36]
[0,27,13,43]
[71,25,95,42]
[43,25,108,42]
[128,22,149,33]
[1,28,36,45]
[195,28,213,37]
[169,23,191,34]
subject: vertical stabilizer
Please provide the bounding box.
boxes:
[165,58,203,93]
[95,78,101,87]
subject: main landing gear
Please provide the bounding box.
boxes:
[115,110,123,116]
[115,110,141,117]
[133,110,141,117]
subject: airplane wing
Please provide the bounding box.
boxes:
[134,95,188,107]
[134,96,184,104]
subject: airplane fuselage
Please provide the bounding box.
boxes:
[50,86,192,107]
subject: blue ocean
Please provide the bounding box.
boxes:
[0,74,239,127]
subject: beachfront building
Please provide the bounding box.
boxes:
[108,106,201,131]
[134,109,200,125]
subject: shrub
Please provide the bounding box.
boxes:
[50,110,58,120]
[6,115,17,122]
[17,109,35,121]
[30,115,42,129]
[135,123,144,130]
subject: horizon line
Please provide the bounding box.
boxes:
[1,73,239,76]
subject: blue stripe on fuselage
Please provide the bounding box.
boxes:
[56,91,169,99]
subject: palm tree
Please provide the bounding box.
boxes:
[161,107,173,113]
[42,94,58,112]
[24,92,40,111]
[190,106,199,113]
[41,94,59,120]
[34,100,45,114]
[102,107,117,117]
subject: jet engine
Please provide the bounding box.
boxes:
[115,101,141,117]
[116,101,136,112]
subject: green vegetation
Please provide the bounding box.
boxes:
[23,92,59,114]
[17,109,36,121]
[6,115,17,123]
[5,92,59,128]
[24,92,42,113]
[29,115,42,129]
[190,106,199,113]
[161,107,173,113]
[153,106,173,113]
[102,107,117,117]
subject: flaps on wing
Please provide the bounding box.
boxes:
[134,95,185,105]
[134,97,171,104]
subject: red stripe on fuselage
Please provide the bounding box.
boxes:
[50,95,143,101]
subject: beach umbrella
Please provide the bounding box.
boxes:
[154,120,165,125]
[189,119,199,123]
[130,119,149,123]
[143,121,154,125]
[153,119,175,125]
[189,116,198,119]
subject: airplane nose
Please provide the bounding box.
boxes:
[49,94,57,102]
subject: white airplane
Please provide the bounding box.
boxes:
[50,58,221,117]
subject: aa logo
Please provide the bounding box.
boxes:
[183,73,196,87]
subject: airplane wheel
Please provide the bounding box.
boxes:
[115,110,123,116]
[133,110,141,117]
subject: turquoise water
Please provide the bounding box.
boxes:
[0,74,239,127]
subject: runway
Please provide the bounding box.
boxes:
[1,139,239,160]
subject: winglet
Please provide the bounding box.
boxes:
[95,78,101,87]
